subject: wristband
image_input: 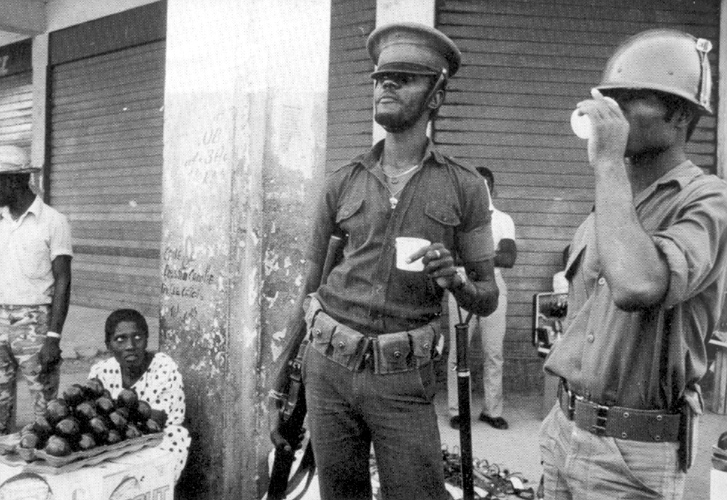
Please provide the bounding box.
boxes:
[46,331,61,339]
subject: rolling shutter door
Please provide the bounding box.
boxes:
[49,36,165,318]
[0,72,32,149]
[0,40,33,149]
[326,0,376,171]
[436,0,719,382]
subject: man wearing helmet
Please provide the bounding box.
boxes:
[269,23,499,500]
[540,29,727,499]
[0,145,72,434]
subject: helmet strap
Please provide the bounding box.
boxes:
[696,38,712,111]
[422,68,448,117]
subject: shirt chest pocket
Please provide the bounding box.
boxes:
[16,227,52,279]
[423,203,460,248]
[336,197,365,248]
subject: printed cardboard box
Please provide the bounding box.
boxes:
[0,447,174,500]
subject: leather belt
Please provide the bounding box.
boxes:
[558,381,681,442]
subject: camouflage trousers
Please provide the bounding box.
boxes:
[0,305,60,434]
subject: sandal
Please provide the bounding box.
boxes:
[504,472,535,499]
[472,469,505,498]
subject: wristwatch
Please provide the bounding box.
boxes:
[449,272,467,292]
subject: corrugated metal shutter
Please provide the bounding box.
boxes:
[436,0,720,385]
[326,0,376,171]
[48,40,165,318]
[0,71,32,149]
[0,37,33,150]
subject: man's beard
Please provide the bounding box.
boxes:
[374,101,427,133]
[627,145,669,165]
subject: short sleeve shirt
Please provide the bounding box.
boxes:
[312,140,495,335]
[491,206,515,278]
[0,196,73,305]
[545,162,727,410]
[491,207,515,248]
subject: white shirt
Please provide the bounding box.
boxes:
[552,270,568,294]
[0,196,73,305]
[491,205,515,277]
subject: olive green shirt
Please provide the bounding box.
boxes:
[545,161,727,411]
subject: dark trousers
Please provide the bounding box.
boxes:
[303,346,447,500]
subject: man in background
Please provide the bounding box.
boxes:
[0,145,72,433]
[448,167,516,430]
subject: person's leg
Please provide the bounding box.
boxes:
[481,275,506,420]
[538,404,573,500]
[12,306,57,421]
[0,308,17,434]
[540,403,687,499]
[304,347,372,500]
[366,361,447,500]
[594,437,686,500]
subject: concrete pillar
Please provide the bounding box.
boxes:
[31,34,47,196]
[719,0,727,180]
[372,0,436,143]
[160,0,329,498]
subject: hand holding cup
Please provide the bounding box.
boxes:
[400,239,457,288]
[570,89,620,140]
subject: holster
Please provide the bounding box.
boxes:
[678,387,703,472]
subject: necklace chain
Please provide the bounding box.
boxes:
[382,163,420,178]
[378,159,421,210]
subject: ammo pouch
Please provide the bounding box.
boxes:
[305,297,439,374]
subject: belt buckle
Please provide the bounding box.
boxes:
[590,403,609,436]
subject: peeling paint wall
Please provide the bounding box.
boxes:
[257,89,328,496]
[160,0,330,498]
[161,1,266,497]
[160,94,242,498]
[261,92,328,369]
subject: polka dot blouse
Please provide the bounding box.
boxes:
[89,352,190,482]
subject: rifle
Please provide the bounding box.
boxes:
[267,234,345,500]
[455,308,475,500]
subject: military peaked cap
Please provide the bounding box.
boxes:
[367,22,461,78]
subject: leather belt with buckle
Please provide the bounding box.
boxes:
[557,380,681,442]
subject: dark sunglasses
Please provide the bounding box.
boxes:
[372,72,424,86]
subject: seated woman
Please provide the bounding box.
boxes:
[88,309,190,482]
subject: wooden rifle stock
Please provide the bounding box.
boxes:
[267,234,345,499]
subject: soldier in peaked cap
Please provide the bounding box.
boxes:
[0,145,72,434]
[540,29,727,499]
[269,23,499,500]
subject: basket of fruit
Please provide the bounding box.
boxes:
[2,378,165,472]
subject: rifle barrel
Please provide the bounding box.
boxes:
[455,322,475,500]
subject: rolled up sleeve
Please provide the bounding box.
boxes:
[652,186,727,309]
[458,224,495,263]
[653,236,689,309]
[456,171,495,263]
